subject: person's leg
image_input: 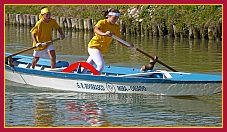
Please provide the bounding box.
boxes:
[32,57,40,69]
[32,50,40,69]
[86,56,95,65]
[48,50,56,69]
[88,48,105,73]
[47,45,56,69]
[81,54,96,74]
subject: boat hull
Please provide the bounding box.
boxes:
[5,65,222,96]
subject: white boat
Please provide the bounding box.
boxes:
[5,53,222,96]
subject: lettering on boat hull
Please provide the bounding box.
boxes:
[106,82,116,93]
[76,82,105,91]
[76,81,147,93]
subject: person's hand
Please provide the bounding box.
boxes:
[105,31,112,37]
[60,34,65,40]
[41,42,47,46]
[36,43,46,47]
[36,43,42,47]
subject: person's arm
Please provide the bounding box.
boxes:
[31,33,40,47]
[94,26,112,37]
[31,33,46,47]
[58,28,65,40]
[31,33,38,43]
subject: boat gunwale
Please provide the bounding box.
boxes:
[5,64,222,84]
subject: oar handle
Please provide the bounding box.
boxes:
[6,38,60,59]
[111,35,178,72]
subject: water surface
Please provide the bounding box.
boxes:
[5,25,222,127]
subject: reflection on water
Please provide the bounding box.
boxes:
[5,81,222,127]
[66,100,110,126]
[34,98,56,126]
[5,25,222,73]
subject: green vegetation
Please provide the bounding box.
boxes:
[5,5,222,40]
[5,5,222,24]
[5,5,119,20]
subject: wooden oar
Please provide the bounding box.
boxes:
[111,35,178,72]
[5,38,60,66]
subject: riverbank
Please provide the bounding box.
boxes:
[5,5,222,41]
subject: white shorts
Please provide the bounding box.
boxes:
[33,45,55,58]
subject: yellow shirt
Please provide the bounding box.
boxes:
[88,19,121,53]
[30,18,60,51]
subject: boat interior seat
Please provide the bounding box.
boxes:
[156,70,172,78]
[102,65,144,75]
[16,57,69,68]
[17,63,46,70]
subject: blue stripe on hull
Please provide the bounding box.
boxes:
[5,65,221,84]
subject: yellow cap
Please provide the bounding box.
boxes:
[41,8,49,15]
